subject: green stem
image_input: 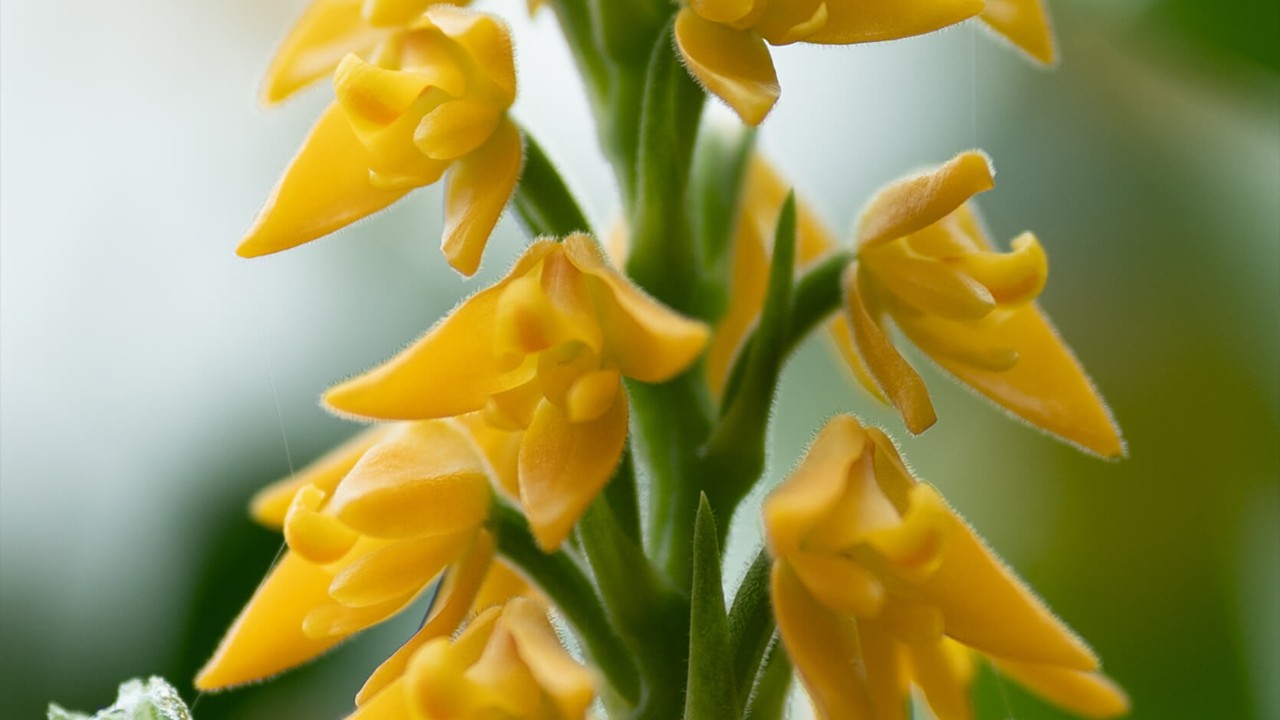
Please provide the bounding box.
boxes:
[488,502,640,705]
[742,637,792,720]
[547,0,608,110]
[785,250,854,355]
[513,130,593,239]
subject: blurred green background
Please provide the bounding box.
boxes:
[1,0,1275,718]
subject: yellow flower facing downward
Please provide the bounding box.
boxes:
[845,150,1123,457]
[350,598,595,720]
[673,0,984,125]
[240,6,522,276]
[765,415,1128,719]
[195,419,509,690]
[325,234,710,551]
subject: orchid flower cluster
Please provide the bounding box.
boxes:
[199,0,1130,718]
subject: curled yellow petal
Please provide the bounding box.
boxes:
[950,231,1048,305]
[237,103,410,258]
[505,597,596,717]
[862,243,997,321]
[414,99,502,161]
[327,421,492,539]
[980,0,1057,66]
[195,551,342,690]
[763,414,865,558]
[284,485,359,564]
[423,5,517,105]
[518,393,629,551]
[261,0,386,105]
[674,8,780,126]
[789,551,886,618]
[251,425,391,529]
[862,483,950,583]
[441,118,523,276]
[857,151,995,248]
[566,369,621,424]
[335,53,435,135]
[844,268,937,434]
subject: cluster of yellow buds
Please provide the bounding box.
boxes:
[198,0,1131,718]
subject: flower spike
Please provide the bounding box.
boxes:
[765,415,1128,719]
[240,7,521,276]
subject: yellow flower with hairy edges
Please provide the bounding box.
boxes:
[324,233,709,551]
[350,597,595,720]
[196,418,526,690]
[843,150,1123,457]
[239,6,523,276]
[673,0,984,125]
[765,415,1129,719]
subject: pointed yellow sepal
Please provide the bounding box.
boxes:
[261,0,389,105]
[981,0,1057,65]
[674,8,779,126]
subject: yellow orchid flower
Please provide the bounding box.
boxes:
[706,153,883,402]
[673,0,984,125]
[239,6,523,276]
[765,415,1128,719]
[195,419,503,690]
[349,598,595,720]
[325,233,710,550]
[844,150,1123,457]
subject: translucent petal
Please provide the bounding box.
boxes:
[356,531,496,705]
[441,118,522,276]
[911,489,1101,670]
[324,242,555,419]
[674,8,780,126]
[251,425,391,529]
[771,562,875,719]
[844,268,937,434]
[327,421,492,539]
[807,0,983,44]
[195,552,342,690]
[991,657,1130,718]
[506,598,596,717]
[236,103,410,258]
[980,0,1056,65]
[763,415,865,558]
[414,99,502,160]
[518,393,628,551]
[563,234,709,383]
[261,0,385,104]
[857,151,995,248]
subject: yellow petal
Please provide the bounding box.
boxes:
[763,414,865,559]
[237,102,411,258]
[949,232,1047,306]
[905,638,974,720]
[472,559,539,614]
[772,562,875,719]
[889,311,1020,372]
[876,597,944,644]
[328,533,467,608]
[456,414,523,497]
[690,0,756,24]
[261,0,386,105]
[283,485,359,564]
[910,488,1100,670]
[345,676,412,720]
[862,483,950,583]
[807,0,983,44]
[250,425,392,529]
[862,243,997,321]
[414,99,502,160]
[991,656,1130,718]
[910,302,1125,458]
[361,0,431,28]
[505,597,596,716]
[563,234,710,383]
[356,531,496,705]
[856,619,909,720]
[674,8,780,126]
[422,5,516,105]
[826,316,890,404]
[518,393,629,551]
[980,0,1057,65]
[857,151,995,248]
[195,551,342,690]
[566,369,621,423]
[441,118,523,276]
[484,379,543,432]
[789,551,886,618]
[334,53,434,135]
[844,268,937,434]
[753,0,830,46]
[327,421,492,539]
[303,592,420,639]
[405,607,504,716]
[324,242,555,419]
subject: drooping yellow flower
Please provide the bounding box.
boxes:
[845,150,1123,457]
[239,6,523,276]
[196,419,505,690]
[350,598,595,720]
[765,415,1128,719]
[325,234,710,550]
[673,0,984,125]
[706,153,883,402]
